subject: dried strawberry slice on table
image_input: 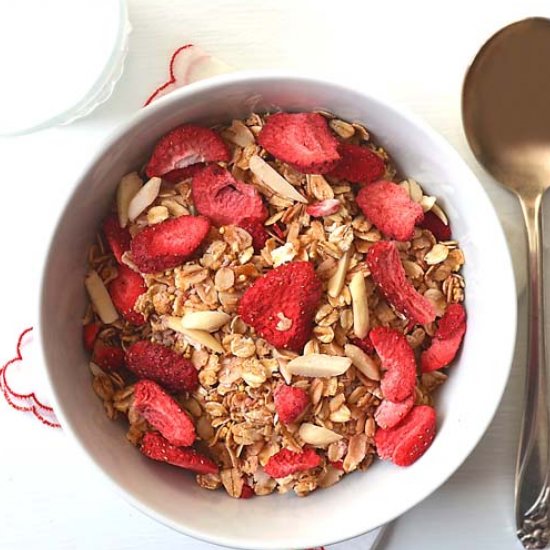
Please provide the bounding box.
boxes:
[328,142,385,184]
[357,180,424,241]
[134,380,195,447]
[130,214,210,273]
[264,448,321,478]
[258,112,340,174]
[103,214,131,264]
[140,432,218,474]
[419,210,452,241]
[92,341,125,371]
[366,240,436,325]
[375,395,415,429]
[192,165,267,227]
[145,124,230,178]
[125,340,198,392]
[273,384,310,424]
[370,327,417,402]
[238,261,322,352]
[374,405,436,466]
[421,303,467,372]
[108,264,146,325]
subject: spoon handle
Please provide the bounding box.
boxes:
[516,192,550,549]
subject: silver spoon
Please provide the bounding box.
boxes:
[463,17,550,549]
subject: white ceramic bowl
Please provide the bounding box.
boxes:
[39,72,517,549]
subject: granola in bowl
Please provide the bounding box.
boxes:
[82,111,466,499]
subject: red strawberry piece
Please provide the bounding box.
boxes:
[421,303,466,372]
[274,384,309,424]
[306,198,341,218]
[327,142,385,184]
[375,395,415,429]
[330,460,344,471]
[374,405,436,466]
[239,218,268,252]
[130,215,210,273]
[103,214,131,264]
[418,210,452,241]
[366,241,436,325]
[134,380,195,447]
[192,165,267,227]
[83,323,100,352]
[240,483,255,499]
[264,448,321,478]
[126,340,198,392]
[161,163,205,184]
[145,125,230,178]
[258,112,340,174]
[140,432,218,474]
[92,341,125,371]
[356,181,424,241]
[351,335,374,355]
[238,261,322,352]
[370,327,417,402]
[271,222,285,240]
[108,264,146,325]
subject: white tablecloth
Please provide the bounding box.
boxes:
[1,1,549,548]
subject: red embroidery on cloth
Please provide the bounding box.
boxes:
[0,327,61,428]
[144,44,194,106]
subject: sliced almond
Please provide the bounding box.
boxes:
[165,316,223,353]
[431,203,449,225]
[128,176,162,222]
[180,311,231,332]
[329,119,355,139]
[286,354,351,378]
[327,248,351,298]
[424,243,449,265]
[399,178,423,203]
[298,423,343,447]
[420,195,436,212]
[117,172,143,228]
[249,155,307,204]
[221,120,255,147]
[147,205,169,225]
[349,272,369,338]
[84,271,119,324]
[344,344,381,381]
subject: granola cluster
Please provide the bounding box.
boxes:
[83,111,465,498]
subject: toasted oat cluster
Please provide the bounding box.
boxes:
[83,111,466,498]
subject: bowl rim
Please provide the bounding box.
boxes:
[38,69,518,549]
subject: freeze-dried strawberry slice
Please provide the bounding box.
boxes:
[375,405,436,466]
[306,198,341,218]
[145,125,230,178]
[351,335,374,355]
[103,214,131,264]
[238,262,322,352]
[370,327,417,402]
[83,323,100,352]
[92,341,125,371]
[366,241,436,325]
[421,303,466,372]
[239,218,268,252]
[258,113,340,174]
[419,210,452,241]
[134,380,195,447]
[130,215,210,273]
[161,163,205,184]
[274,384,309,424]
[192,165,267,227]
[264,448,321,478]
[140,432,218,474]
[375,395,415,429]
[126,340,198,392]
[357,181,424,241]
[327,142,385,184]
[108,264,146,325]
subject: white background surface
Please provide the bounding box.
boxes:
[1,1,549,548]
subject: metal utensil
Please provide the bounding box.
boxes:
[462,17,550,549]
